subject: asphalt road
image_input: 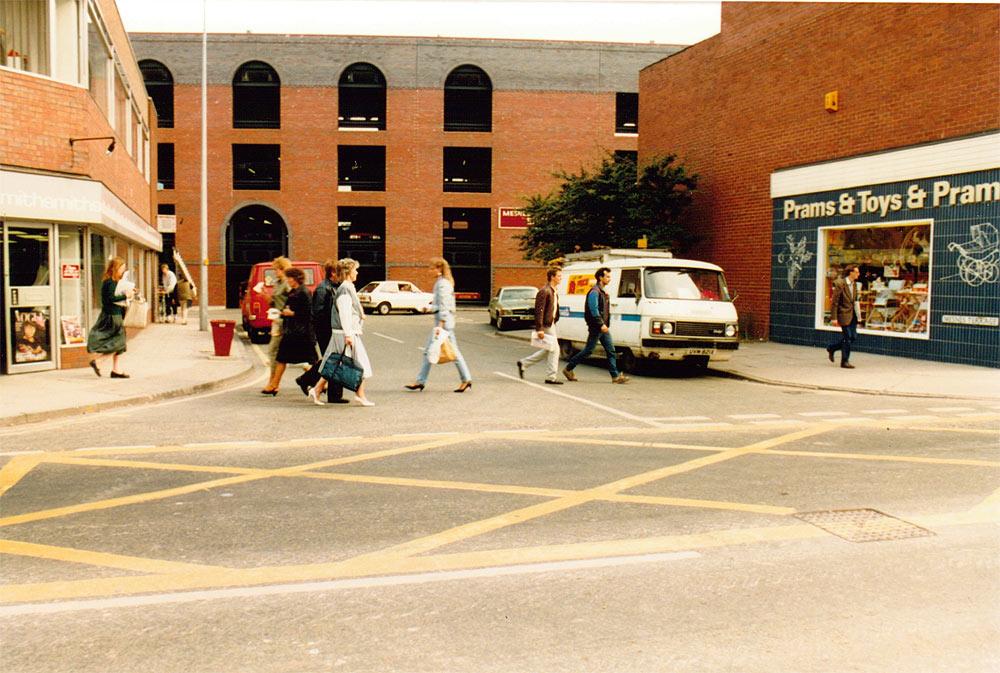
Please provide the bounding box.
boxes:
[1,313,998,673]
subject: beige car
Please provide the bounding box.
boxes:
[488,286,538,330]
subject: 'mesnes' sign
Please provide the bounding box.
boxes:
[498,207,530,229]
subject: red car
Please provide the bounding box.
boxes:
[240,260,323,343]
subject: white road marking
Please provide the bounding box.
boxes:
[895,415,940,422]
[371,332,405,344]
[728,414,781,420]
[927,407,975,413]
[798,411,849,417]
[751,419,805,426]
[494,371,663,427]
[861,409,909,415]
[0,551,700,617]
[821,417,873,424]
[957,412,999,418]
[0,450,45,457]
[645,416,713,422]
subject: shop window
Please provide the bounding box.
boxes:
[818,221,931,337]
[615,92,638,134]
[1,0,50,75]
[444,65,492,132]
[58,227,87,346]
[338,63,386,130]
[233,61,280,129]
[444,147,491,193]
[338,145,385,191]
[89,232,111,314]
[157,143,174,190]
[139,59,174,128]
[233,144,280,190]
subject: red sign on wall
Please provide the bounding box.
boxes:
[498,207,530,229]
[61,264,81,279]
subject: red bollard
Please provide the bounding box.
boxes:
[209,319,236,356]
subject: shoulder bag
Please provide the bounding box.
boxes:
[320,344,364,392]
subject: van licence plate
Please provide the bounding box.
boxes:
[686,349,715,356]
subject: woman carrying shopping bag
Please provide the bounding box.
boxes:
[405,257,473,393]
[87,256,136,378]
[311,258,375,407]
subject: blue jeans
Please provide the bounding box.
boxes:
[417,330,472,384]
[565,330,619,378]
[827,319,858,364]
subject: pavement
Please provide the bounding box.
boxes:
[1,308,997,428]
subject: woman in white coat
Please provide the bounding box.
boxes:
[405,257,472,392]
[311,258,375,406]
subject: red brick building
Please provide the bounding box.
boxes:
[129,33,679,306]
[639,2,999,365]
[1,0,160,375]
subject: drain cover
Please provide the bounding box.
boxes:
[795,508,935,543]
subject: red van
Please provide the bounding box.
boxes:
[240,260,323,343]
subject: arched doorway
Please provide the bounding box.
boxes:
[225,205,288,307]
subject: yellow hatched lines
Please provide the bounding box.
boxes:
[1,418,998,605]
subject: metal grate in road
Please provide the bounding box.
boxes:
[794,508,935,543]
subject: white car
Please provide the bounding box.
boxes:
[357,280,434,315]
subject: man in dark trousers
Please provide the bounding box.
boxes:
[826,264,861,369]
[516,267,563,384]
[295,259,347,402]
[563,266,629,383]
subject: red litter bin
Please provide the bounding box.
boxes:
[210,319,236,356]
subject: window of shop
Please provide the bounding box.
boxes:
[615,92,638,134]
[444,65,492,132]
[58,227,88,347]
[444,147,491,193]
[337,145,385,191]
[338,63,386,130]
[139,59,174,128]
[86,7,110,119]
[158,143,174,190]
[0,0,50,76]
[89,232,111,314]
[233,61,280,129]
[232,144,280,190]
[817,220,932,338]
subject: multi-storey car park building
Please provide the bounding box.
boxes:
[639,2,999,366]
[129,33,680,307]
[1,0,161,376]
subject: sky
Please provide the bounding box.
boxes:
[116,0,722,45]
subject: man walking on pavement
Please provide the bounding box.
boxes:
[826,264,861,369]
[296,259,347,403]
[563,267,629,383]
[517,267,563,384]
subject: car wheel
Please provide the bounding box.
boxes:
[617,348,638,374]
[376,302,391,315]
[496,317,507,331]
[559,339,577,359]
[489,314,497,327]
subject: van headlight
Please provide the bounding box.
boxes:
[651,320,674,336]
[725,324,737,337]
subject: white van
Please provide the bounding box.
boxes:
[557,249,739,370]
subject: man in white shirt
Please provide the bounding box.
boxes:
[517,267,563,384]
[160,263,178,323]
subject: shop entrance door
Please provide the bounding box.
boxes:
[3,223,57,373]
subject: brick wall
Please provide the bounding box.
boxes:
[159,84,637,304]
[638,2,1000,338]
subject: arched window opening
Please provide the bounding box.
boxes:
[338,63,386,130]
[233,61,280,129]
[225,204,288,308]
[139,59,174,128]
[444,65,492,132]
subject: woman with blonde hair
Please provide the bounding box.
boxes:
[311,258,375,406]
[405,257,472,392]
[260,256,292,395]
[86,256,136,378]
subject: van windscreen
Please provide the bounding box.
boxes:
[643,268,729,301]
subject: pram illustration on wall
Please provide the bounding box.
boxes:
[947,223,998,287]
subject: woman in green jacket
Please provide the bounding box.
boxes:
[87,256,136,378]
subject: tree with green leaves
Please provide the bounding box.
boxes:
[516,153,699,263]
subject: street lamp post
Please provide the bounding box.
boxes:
[199,0,209,331]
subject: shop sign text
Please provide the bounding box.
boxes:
[783,179,1000,220]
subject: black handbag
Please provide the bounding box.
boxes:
[320,345,364,392]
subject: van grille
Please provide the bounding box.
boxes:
[674,321,727,337]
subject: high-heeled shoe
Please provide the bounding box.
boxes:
[88,360,101,377]
[307,387,324,406]
[404,383,425,391]
[260,388,278,396]
[453,381,473,393]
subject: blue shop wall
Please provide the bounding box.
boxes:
[770,168,999,367]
